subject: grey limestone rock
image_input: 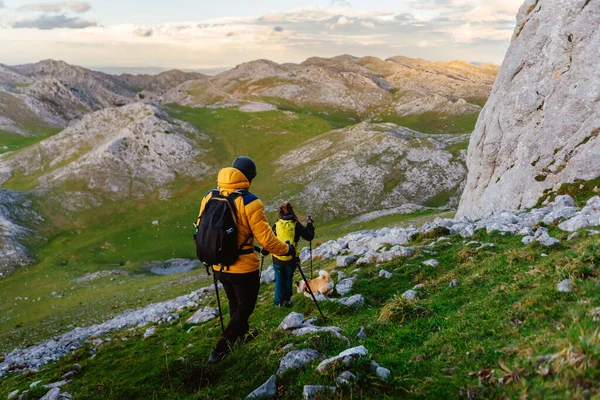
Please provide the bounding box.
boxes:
[186,307,218,324]
[303,385,336,400]
[457,0,600,219]
[247,375,277,399]
[277,349,324,376]
[557,279,576,293]
[316,346,368,373]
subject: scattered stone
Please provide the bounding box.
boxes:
[370,360,380,371]
[61,371,77,380]
[143,326,156,338]
[336,277,356,296]
[40,388,60,400]
[1,285,220,376]
[8,390,19,400]
[303,385,336,400]
[316,346,368,373]
[30,381,42,389]
[159,313,179,323]
[379,269,392,279]
[332,294,364,307]
[449,279,459,288]
[402,290,418,301]
[521,236,535,244]
[72,364,82,372]
[557,279,576,293]
[186,307,218,324]
[376,367,391,381]
[355,327,367,339]
[350,268,361,275]
[260,265,275,284]
[518,227,534,236]
[335,270,346,282]
[567,232,580,241]
[282,344,295,352]
[536,232,560,247]
[279,312,305,330]
[336,256,358,268]
[423,259,438,267]
[247,375,277,399]
[277,349,324,376]
[336,371,357,387]
[58,393,72,400]
[413,284,425,289]
[187,344,194,348]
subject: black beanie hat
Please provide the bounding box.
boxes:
[232,156,257,181]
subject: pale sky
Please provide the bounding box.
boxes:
[0,0,524,71]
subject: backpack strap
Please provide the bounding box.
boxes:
[226,189,256,255]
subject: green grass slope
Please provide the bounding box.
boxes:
[1,224,598,399]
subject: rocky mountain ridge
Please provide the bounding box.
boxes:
[0,103,211,209]
[0,60,206,136]
[163,55,498,123]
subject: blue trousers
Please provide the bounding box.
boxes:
[273,261,296,305]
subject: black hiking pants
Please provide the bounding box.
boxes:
[215,269,260,351]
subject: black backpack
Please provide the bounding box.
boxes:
[194,189,248,270]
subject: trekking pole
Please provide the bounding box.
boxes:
[212,269,225,334]
[296,259,327,322]
[309,241,313,279]
[259,253,265,284]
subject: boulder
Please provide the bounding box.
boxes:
[423,259,438,268]
[260,265,275,284]
[557,279,576,293]
[8,390,20,400]
[143,326,156,338]
[277,349,324,376]
[279,312,305,330]
[336,256,358,268]
[402,290,418,301]
[457,0,600,220]
[303,386,336,400]
[536,232,560,247]
[336,371,357,387]
[40,388,61,400]
[379,270,393,279]
[336,277,356,296]
[332,294,364,307]
[316,346,368,373]
[186,307,218,324]
[355,327,367,339]
[247,375,277,399]
[376,367,391,381]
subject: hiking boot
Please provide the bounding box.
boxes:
[208,348,229,364]
[274,303,282,308]
[242,328,259,344]
[284,300,293,308]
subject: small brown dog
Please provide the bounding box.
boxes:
[296,270,334,297]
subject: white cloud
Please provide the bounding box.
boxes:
[19,1,91,13]
[0,4,520,67]
[330,16,353,29]
[13,13,97,29]
[133,27,153,37]
[361,21,375,28]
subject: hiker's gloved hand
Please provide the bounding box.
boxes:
[260,248,270,257]
[285,241,296,257]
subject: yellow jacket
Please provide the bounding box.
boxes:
[198,167,290,274]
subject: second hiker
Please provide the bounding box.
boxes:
[264,202,315,307]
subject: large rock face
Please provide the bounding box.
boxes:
[457,0,600,219]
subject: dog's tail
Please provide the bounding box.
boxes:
[318,270,330,280]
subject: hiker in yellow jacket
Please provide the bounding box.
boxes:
[266,202,315,307]
[198,157,294,363]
